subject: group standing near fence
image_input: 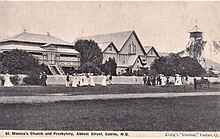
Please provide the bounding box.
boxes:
[142,74,190,86]
[0,71,210,89]
[64,73,112,88]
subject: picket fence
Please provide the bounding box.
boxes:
[46,75,220,85]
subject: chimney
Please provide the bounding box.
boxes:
[47,32,50,36]
[23,29,27,33]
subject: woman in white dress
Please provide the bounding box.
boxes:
[102,74,107,86]
[3,73,14,87]
[78,74,83,86]
[161,75,166,86]
[76,74,80,86]
[90,73,95,87]
[84,73,89,86]
[71,74,77,88]
[81,73,86,86]
[175,74,182,86]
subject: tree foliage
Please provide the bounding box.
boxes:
[186,38,206,59]
[101,57,117,75]
[0,49,47,85]
[0,49,43,74]
[74,39,103,73]
[213,41,220,53]
[151,53,206,76]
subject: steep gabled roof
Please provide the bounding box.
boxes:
[127,55,139,66]
[0,32,73,46]
[143,46,153,53]
[97,42,118,52]
[144,46,160,57]
[77,30,134,51]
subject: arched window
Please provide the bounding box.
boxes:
[108,45,112,51]
[130,42,136,54]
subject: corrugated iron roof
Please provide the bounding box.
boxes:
[0,32,73,46]
[78,30,134,51]
[0,44,46,52]
[97,42,112,52]
[57,47,79,54]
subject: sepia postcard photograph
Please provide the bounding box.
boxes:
[0,1,219,138]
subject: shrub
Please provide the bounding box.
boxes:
[101,57,117,76]
[10,75,20,85]
[1,49,41,74]
[23,74,41,85]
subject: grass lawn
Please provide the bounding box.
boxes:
[0,96,219,131]
[0,84,220,96]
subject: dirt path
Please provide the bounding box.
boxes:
[0,92,219,104]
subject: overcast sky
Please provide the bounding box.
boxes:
[0,1,220,62]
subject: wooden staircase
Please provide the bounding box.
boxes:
[48,65,65,75]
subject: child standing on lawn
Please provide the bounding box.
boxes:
[71,73,77,88]
[102,73,107,86]
[66,73,70,87]
[90,73,95,87]
[143,74,147,85]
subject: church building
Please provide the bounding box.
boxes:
[77,30,160,74]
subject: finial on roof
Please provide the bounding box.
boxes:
[47,32,50,36]
[23,29,27,33]
[195,19,198,30]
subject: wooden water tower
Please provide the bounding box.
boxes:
[189,25,203,40]
[187,24,207,69]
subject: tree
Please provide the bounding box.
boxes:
[151,53,206,76]
[101,57,117,75]
[186,38,206,59]
[0,49,42,74]
[0,49,47,85]
[74,39,103,73]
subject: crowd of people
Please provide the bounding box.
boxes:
[65,73,113,88]
[142,74,189,86]
[0,70,195,88]
[37,72,191,87]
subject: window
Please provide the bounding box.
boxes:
[150,49,153,54]
[108,45,112,51]
[130,42,136,54]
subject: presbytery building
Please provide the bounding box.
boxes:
[0,30,80,75]
[77,30,160,74]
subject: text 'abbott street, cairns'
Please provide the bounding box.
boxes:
[76,132,129,136]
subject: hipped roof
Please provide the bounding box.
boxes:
[0,32,73,46]
[189,25,203,33]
